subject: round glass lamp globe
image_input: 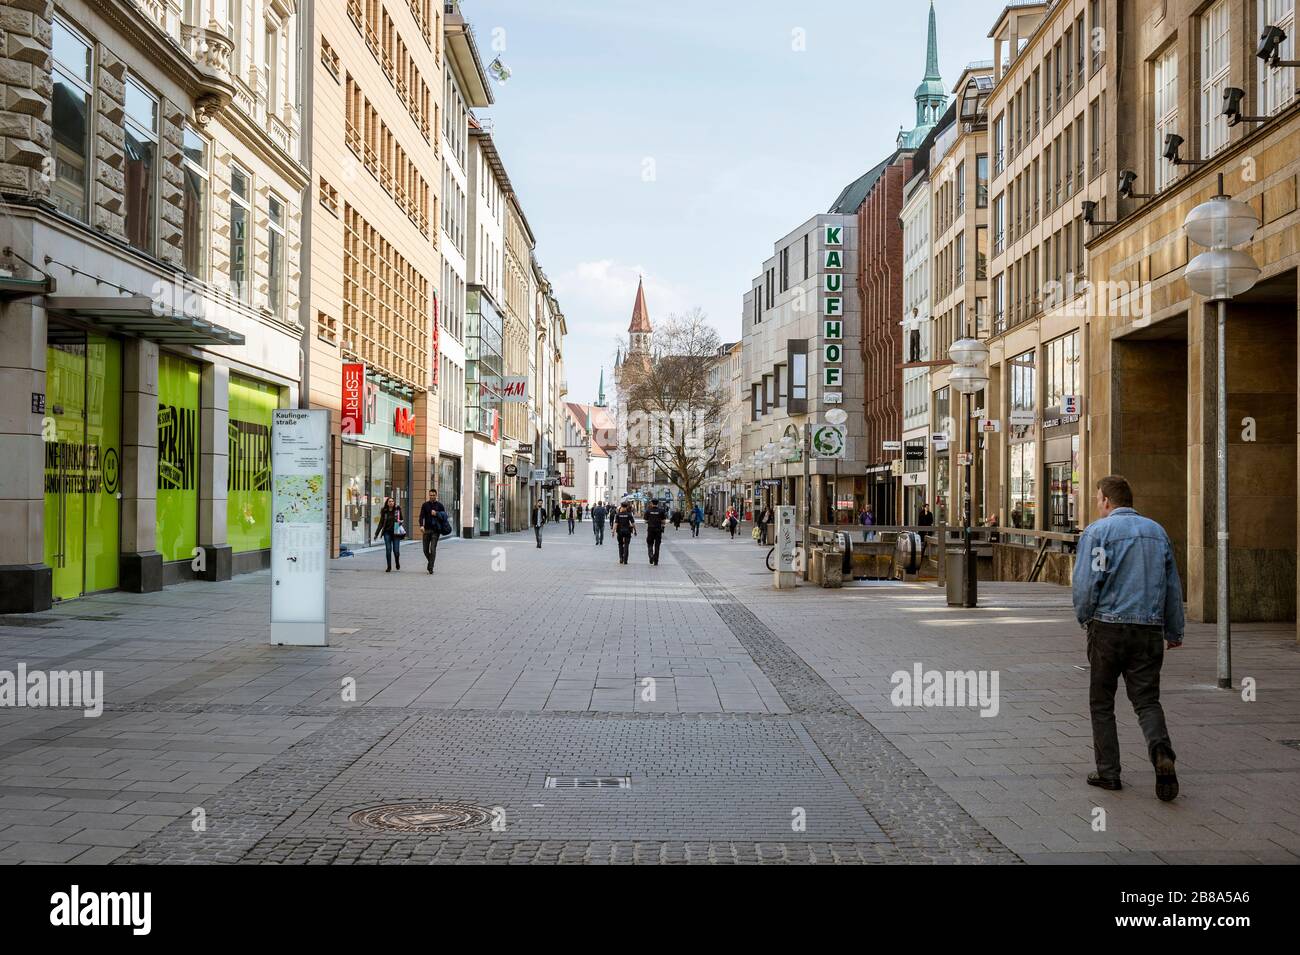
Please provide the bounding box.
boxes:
[1183,195,1259,249]
[825,408,849,426]
[948,336,990,368]
[949,363,990,395]
[1185,248,1260,300]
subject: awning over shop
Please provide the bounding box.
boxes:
[44,295,245,345]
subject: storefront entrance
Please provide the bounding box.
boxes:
[340,442,410,549]
[43,330,122,601]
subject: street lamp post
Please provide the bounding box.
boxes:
[1183,175,1260,689]
[948,338,990,609]
[825,408,848,527]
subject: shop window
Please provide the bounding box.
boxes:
[51,18,93,221]
[182,127,208,278]
[124,77,159,253]
[230,165,252,301]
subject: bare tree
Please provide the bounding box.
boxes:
[617,308,725,509]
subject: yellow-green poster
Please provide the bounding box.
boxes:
[227,375,281,552]
[157,353,200,562]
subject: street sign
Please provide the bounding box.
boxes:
[530,468,547,482]
[1009,409,1036,427]
[1062,394,1082,415]
[823,392,843,404]
[504,463,518,477]
[811,424,846,459]
[890,459,903,477]
[882,440,902,451]
[957,452,973,466]
[979,418,1001,432]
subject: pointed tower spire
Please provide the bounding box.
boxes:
[924,1,940,81]
[596,367,606,407]
[628,276,652,354]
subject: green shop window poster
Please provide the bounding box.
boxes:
[157,353,200,562]
[227,376,281,552]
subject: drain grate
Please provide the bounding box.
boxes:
[349,802,493,833]
[544,775,632,790]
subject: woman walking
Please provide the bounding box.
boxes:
[375,496,404,572]
[726,506,739,539]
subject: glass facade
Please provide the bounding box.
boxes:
[464,289,503,436]
[339,444,411,549]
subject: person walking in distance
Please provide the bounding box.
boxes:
[531,499,547,549]
[726,506,739,539]
[614,501,636,565]
[689,503,704,538]
[1072,475,1183,802]
[757,503,773,546]
[591,501,607,546]
[609,503,617,534]
[375,496,403,572]
[859,503,876,543]
[644,497,667,565]
[417,488,448,574]
[567,504,576,535]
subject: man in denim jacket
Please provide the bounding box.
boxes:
[1072,475,1182,801]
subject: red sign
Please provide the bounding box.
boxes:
[341,363,365,435]
[394,406,416,437]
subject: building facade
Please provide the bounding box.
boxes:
[1,0,308,611]
[740,213,863,524]
[308,0,443,555]
[1085,0,1297,629]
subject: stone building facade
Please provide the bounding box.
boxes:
[1,0,307,610]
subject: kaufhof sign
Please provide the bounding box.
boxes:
[822,223,844,390]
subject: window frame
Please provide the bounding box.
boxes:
[123,75,160,254]
[51,16,95,222]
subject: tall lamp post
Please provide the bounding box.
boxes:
[948,336,990,608]
[825,408,849,525]
[1183,176,1260,689]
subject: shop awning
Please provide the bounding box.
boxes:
[44,295,245,345]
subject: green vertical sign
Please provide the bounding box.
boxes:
[227,375,281,552]
[157,353,200,562]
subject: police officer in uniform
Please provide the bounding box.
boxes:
[614,501,636,564]
[644,497,667,565]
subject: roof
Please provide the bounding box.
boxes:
[827,154,895,214]
[629,277,651,333]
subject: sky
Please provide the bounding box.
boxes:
[471,0,997,405]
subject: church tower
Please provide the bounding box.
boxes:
[898,2,946,149]
[628,276,652,354]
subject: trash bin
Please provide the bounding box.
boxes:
[946,545,975,606]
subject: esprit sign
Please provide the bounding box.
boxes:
[341,363,365,436]
[393,407,415,437]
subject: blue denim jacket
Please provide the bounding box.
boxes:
[1072,507,1185,642]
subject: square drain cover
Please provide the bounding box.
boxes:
[545,775,631,790]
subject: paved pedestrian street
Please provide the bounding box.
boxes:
[0,526,1297,865]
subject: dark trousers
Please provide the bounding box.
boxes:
[728,522,737,538]
[758,523,768,545]
[1087,621,1174,779]
[616,533,632,563]
[568,519,575,534]
[534,524,543,547]
[383,532,400,569]
[422,531,439,571]
[690,522,700,537]
[647,530,662,564]
[593,522,604,544]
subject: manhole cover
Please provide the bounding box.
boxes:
[544,775,632,790]
[349,802,493,832]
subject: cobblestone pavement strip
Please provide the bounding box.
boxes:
[4,525,1296,863]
